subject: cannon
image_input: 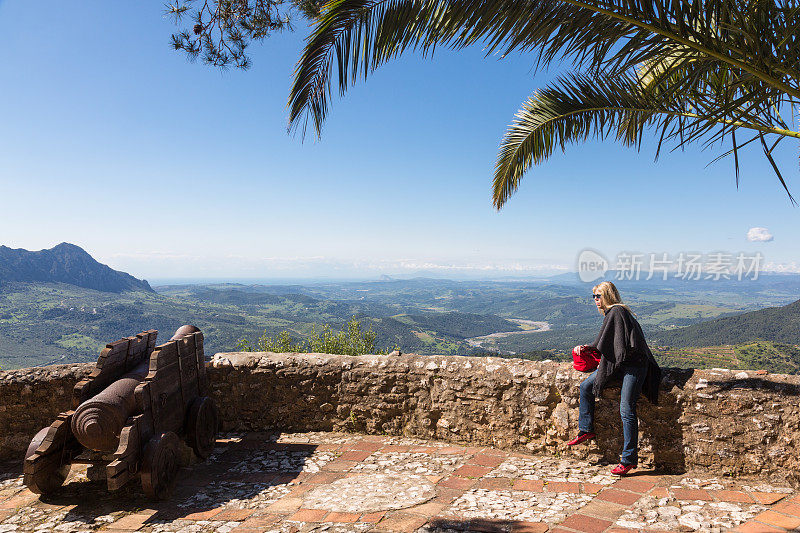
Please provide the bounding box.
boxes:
[23,326,218,499]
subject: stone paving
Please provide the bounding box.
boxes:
[0,432,798,533]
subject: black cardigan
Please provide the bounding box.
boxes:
[589,305,662,405]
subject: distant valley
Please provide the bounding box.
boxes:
[1,243,799,373]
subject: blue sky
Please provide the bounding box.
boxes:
[0,1,797,280]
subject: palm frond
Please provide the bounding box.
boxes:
[492,71,797,208]
[290,0,800,135]
[288,0,800,206]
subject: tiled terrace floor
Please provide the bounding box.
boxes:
[0,432,798,533]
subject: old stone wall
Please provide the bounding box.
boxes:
[1,353,798,488]
[0,363,92,460]
[207,353,800,486]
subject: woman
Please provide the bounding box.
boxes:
[567,281,662,475]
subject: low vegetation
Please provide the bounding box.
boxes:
[235,317,389,356]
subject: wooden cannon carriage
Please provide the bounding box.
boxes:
[23,326,218,499]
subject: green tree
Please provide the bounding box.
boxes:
[166,0,322,69]
[287,0,800,206]
[235,316,382,355]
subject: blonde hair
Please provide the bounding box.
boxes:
[592,281,636,316]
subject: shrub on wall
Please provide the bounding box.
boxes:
[235,317,386,355]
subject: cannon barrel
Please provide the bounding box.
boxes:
[71,361,149,452]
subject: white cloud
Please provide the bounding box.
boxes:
[746,227,773,242]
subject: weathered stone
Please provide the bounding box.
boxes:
[1,354,799,490]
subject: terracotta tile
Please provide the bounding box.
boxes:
[307,472,345,484]
[408,446,438,454]
[545,481,581,494]
[433,487,463,505]
[605,529,639,533]
[715,490,755,503]
[612,477,656,493]
[510,521,549,533]
[338,450,373,462]
[382,445,411,453]
[425,475,444,484]
[315,443,343,452]
[792,493,800,504]
[452,465,492,478]
[581,483,606,494]
[469,518,511,532]
[628,474,662,483]
[429,516,471,528]
[595,488,642,506]
[371,512,428,532]
[264,497,303,513]
[0,493,37,509]
[289,508,328,522]
[469,454,505,468]
[671,488,712,501]
[180,508,223,520]
[321,459,359,472]
[734,519,785,533]
[559,514,613,533]
[108,512,156,530]
[479,448,509,457]
[438,446,469,455]
[406,502,446,517]
[734,520,784,533]
[577,500,627,520]
[478,477,513,490]
[751,492,788,505]
[240,515,281,528]
[288,484,315,497]
[755,510,800,530]
[348,441,383,452]
[0,509,14,521]
[360,435,389,442]
[549,529,576,533]
[649,487,670,498]
[513,479,543,492]
[361,511,387,523]
[215,509,255,521]
[772,500,800,517]
[272,473,302,485]
[439,476,477,490]
[325,511,361,523]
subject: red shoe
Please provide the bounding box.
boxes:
[610,463,636,475]
[567,432,596,446]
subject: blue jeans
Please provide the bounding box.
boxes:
[578,364,648,465]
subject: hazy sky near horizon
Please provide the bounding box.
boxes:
[1,1,798,280]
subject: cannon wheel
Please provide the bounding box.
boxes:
[24,427,70,495]
[141,431,180,499]
[186,396,218,460]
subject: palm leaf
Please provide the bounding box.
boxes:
[492,71,797,208]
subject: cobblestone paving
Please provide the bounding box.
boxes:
[486,456,617,485]
[303,474,436,513]
[0,432,798,533]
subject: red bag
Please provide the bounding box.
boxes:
[572,345,602,372]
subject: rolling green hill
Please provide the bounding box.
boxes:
[2,264,800,374]
[0,282,523,369]
[651,298,800,347]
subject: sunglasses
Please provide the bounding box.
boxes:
[592,294,602,300]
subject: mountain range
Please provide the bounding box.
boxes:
[0,243,153,293]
